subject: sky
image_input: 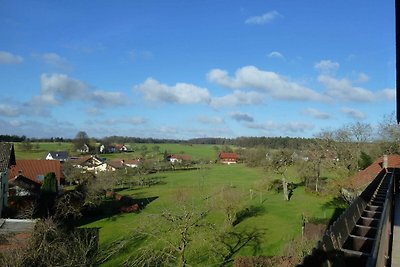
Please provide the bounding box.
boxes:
[0,0,396,139]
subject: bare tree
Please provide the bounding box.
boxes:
[217,187,245,226]
[268,149,294,201]
[123,203,211,267]
[378,112,400,154]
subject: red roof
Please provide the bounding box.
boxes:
[348,154,400,189]
[9,160,62,185]
[219,152,238,160]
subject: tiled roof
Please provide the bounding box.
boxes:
[348,154,400,189]
[219,152,238,160]
[9,160,62,185]
[0,143,16,172]
[47,151,69,160]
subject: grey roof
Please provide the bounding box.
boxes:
[48,151,69,160]
[0,143,16,172]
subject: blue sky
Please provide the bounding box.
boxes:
[0,0,396,139]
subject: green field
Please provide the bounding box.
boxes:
[13,142,220,162]
[13,142,341,265]
[81,164,338,266]
[14,142,74,159]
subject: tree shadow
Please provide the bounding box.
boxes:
[76,196,159,226]
[321,196,348,227]
[233,205,266,226]
[214,228,265,266]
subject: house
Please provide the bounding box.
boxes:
[347,154,400,189]
[108,159,141,170]
[45,151,69,162]
[0,143,16,217]
[8,160,63,196]
[115,144,129,152]
[71,155,114,173]
[99,144,117,154]
[77,144,90,153]
[167,154,191,164]
[219,152,238,165]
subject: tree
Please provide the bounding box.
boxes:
[358,151,373,170]
[20,140,33,151]
[39,172,58,217]
[268,149,294,201]
[41,172,58,194]
[217,187,245,226]
[378,112,400,154]
[347,122,373,169]
[123,203,211,267]
[73,131,89,151]
[0,218,99,267]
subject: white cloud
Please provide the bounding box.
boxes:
[197,116,224,124]
[341,107,366,120]
[245,10,281,25]
[356,72,369,83]
[0,51,23,64]
[230,112,254,122]
[246,121,314,134]
[134,78,211,104]
[301,108,332,120]
[104,116,146,125]
[90,90,129,106]
[268,51,284,59]
[129,49,154,61]
[86,107,103,116]
[314,60,340,74]
[0,104,21,117]
[377,88,395,101]
[32,52,71,69]
[211,90,265,108]
[208,65,327,102]
[38,73,88,105]
[33,73,129,109]
[318,75,375,102]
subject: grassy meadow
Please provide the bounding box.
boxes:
[12,142,342,265]
[81,164,338,266]
[13,142,219,162]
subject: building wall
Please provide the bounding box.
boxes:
[0,171,8,217]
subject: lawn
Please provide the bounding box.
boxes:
[14,142,74,159]
[103,143,221,162]
[81,164,339,266]
[14,142,224,162]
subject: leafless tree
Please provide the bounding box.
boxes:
[268,149,294,201]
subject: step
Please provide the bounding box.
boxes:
[341,248,370,267]
[357,217,379,227]
[351,225,377,238]
[342,235,374,253]
[366,205,383,212]
[361,210,382,219]
[370,200,385,206]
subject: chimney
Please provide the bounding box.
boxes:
[383,155,388,169]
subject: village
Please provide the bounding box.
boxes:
[0,123,399,266]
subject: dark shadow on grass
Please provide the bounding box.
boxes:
[321,196,349,227]
[75,196,159,226]
[233,205,266,226]
[215,228,264,266]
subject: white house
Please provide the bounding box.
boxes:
[77,144,90,153]
[45,151,69,162]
